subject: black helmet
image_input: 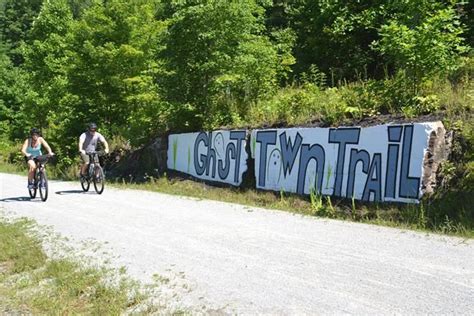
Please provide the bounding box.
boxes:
[88,122,98,131]
[30,128,40,136]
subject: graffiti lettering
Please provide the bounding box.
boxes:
[362,153,382,201]
[253,124,427,203]
[256,131,277,187]
[195,131,246,183]
[399,126,420,199]
[296,144,325,194]
[230,131,246,183]
[346,149,370,199]
[169,131,248,186]
[279,132,303,177]
[194,132,208,176]
[328,128,360,197]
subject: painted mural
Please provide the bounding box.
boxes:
[251,123,443,203]
[167,130,248,185]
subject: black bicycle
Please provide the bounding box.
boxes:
[28,155,51,201]
[80,151,105,194]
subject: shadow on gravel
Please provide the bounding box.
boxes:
[55,190,89,195]
[0,196,40,202]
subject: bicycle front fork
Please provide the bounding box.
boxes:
[88,163,95,177]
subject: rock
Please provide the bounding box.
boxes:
[106,136,168,182]
[422,122,451,195]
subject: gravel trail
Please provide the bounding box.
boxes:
[1,172,473,314]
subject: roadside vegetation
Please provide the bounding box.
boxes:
[0,1,472,236]
[0,217,159,314]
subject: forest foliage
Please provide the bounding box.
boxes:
[0,0,471,160]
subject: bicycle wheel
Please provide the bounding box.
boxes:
[39,171,48,202]
[28,177,37,199]
[81,167,90,192]
[93,165,105,194]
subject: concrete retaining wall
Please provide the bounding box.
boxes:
[166,122,450,203]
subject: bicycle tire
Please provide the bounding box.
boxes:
[28,170,38,199]
[39,171,48,202]
[28,182,37,199]
[81,165,91,192]
[81,176,90,192]
[93,165,105,194]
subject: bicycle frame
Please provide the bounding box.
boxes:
[28,155,50,201]
[33,156,49,187]
[85,152,100,180]
[35,162,46,182]
[81,151,105,194]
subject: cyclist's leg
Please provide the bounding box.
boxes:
[80,153,90,176]
[27,159,36,184]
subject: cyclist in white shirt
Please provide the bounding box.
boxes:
[78,123,109,177]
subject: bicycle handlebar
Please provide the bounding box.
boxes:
[85,151,106,156]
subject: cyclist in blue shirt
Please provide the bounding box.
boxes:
[21,128,54,188]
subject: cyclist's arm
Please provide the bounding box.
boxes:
[102,139,109,154]
[39,137,54,155]
[99,134,109,154]
[21,139,29,157]
[78,135,85,154]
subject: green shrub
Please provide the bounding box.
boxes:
[340,71,419,116]
[0,138,22,165]
[246,83,349,127]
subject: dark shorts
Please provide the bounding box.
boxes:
[24,156,35,164]
[25,155,49,165]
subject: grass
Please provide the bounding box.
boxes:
[0,217,155,314]
[0,162,22,175]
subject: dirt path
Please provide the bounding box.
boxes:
[1,173,473,314]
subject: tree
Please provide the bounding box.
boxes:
[459,1,473,48]
[0,43,30,139]
[0,0,43,65]
[375,5,468,92]
[22,0,73,131]
[60,0,166,149]
[161,0,286,129]
[287,0,386,82]
[16,0,167,161]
